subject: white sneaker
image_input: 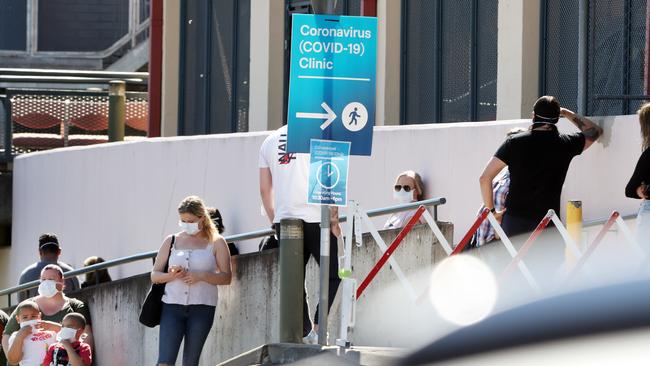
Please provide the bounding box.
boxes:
[302,330,318,345]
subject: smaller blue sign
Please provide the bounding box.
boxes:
[308,139,350,206]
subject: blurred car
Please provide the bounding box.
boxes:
[399,279,650,365]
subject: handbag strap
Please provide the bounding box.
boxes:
[163,235,175,272]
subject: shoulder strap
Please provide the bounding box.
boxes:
[163,235,175,272]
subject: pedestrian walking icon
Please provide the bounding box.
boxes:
[342,102,368,132]
[349,108,360,125]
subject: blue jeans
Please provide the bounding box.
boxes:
[158,303,216,366]
[637,200,650,253]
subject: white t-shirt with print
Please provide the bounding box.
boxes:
[259,125,321,223]
[8,328,56,366]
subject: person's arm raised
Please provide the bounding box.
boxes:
[61,339,87,366]
[560,108,603,151]
[6,328,30,364]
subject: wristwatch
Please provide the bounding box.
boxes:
[489,207,496,213]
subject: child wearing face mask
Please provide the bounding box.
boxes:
[384,170,426,229]
[2,265,94,362]
[6,301,57,366]
[42,313,92,366]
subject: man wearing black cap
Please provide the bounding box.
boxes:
[479,96,603,237]
[17,233,80,301]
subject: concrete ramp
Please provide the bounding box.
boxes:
[218,343,402,366]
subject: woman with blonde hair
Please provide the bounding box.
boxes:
[625,103,650,249]
[384,170,426,229]
[150,195,232,366]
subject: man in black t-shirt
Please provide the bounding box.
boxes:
[479,96,603,237]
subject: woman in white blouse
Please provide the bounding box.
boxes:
[151,196,232,366]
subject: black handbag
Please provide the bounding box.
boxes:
[139,235,174,327]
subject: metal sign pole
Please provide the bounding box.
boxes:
[318,205,331,345]
[312,0,338,347]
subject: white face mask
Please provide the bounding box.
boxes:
[38,280,60,298]
[19,319,39,329]
[57,327,78,342]
[179,221,200,235]
[393,189,414,204]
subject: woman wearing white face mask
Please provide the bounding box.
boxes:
[151,195,232,366]
[2,265,94,358]
[383,170,427,229]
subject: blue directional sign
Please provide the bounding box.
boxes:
[308,139,350,206]
[287,14,377,156]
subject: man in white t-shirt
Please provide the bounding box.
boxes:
[259,125,341,344]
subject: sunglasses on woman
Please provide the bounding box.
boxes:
[394,185,413,192]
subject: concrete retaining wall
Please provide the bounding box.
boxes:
[16,222,452,365]
[5,116,642,292]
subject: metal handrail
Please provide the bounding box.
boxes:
[583,213,636,227]
[0,76,147,86]
[593,95,650,101]
[0,0,150,60]
[0,197,446,303]
[0,69,149,80]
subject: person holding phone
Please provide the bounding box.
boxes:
[150,196,232,366]
[625,102,650,250]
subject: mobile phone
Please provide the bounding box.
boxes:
[169,266,182,273]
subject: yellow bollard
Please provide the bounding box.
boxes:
[566,200,583,265]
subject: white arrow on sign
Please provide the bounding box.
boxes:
[296,102,337,130]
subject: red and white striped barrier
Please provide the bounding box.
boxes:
[336,201,640,347]
[337,201,452,346]
[564,211,644,283]
[496,209,583,291]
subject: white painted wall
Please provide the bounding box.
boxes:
[4,116,643,289]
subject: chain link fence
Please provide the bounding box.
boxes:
[541,0,579,112]
[402,0,498,124]
[477,0,498,121]
[543,0,647,116]
[440,0,472,123]
[3,90,147,157]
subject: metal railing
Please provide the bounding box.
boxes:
[583,213,636,227]
[0,197,446,306]
[0,68,149,89]
[0,0,150,68]
[1,87,149,163]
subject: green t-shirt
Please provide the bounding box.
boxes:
[0,309,8,366]
[3,297,91,336]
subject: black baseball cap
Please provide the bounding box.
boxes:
[38,233,60,250]
[533,96,560,124]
